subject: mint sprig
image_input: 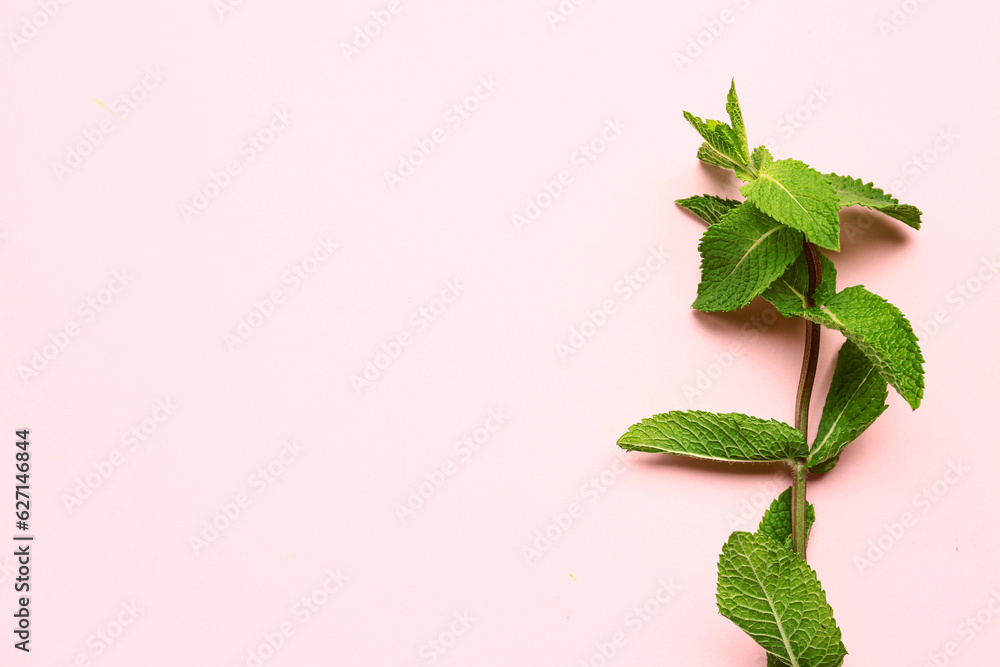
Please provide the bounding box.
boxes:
[618,411,807,462]
[761,249,838,317]
[741,159,842,251]
[675,194,741,226]
[717,532,847,667]
[758,487,816,548]
[824,172,922,229]
[802,286,924,409]
[808,340,889,472]
[617,81,925,664]
[693,203,803,312]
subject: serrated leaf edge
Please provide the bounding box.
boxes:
[807,364,886,467]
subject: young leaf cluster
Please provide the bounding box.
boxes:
[618,81,926,665]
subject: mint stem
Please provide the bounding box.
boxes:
[791,461,808,557]
[791,240,823,558]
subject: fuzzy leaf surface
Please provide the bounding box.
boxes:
[752,145,774,171]
[726,80,750,164]
[761,250,838,318]
[618,411,807,462]
[824,173,922,229]
[693,204,803,312]
[685,112,753,180]
[696,142,744,173]
[807,340,889,472]
[717,532,847,667]
[675,194,741,226]
[802,286,924,409]
[758,487,816,547]
[741,159,841,250]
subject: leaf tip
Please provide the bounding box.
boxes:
[818,235,841,252]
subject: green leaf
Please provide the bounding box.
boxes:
[617,411,807,462]
[807,340,889,472]
[726,80,750,164]
[741,159,842,251]
[758,487,816,547]
[761,250,838,318]
[675,195,741,226]
[696,142,743,173]
[693,204,803,312]
[752,145,774,172]
[802,286,924,409]
[684,111,753,180]
[824,173,922,229]
[717,532,847,667]
[767,654,791,667]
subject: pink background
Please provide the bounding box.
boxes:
[3,0,999,664]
